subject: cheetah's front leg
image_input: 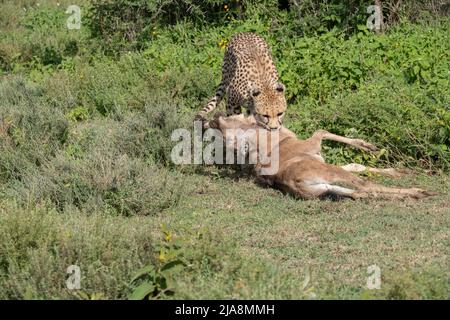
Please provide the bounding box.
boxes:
[226,96,242,116]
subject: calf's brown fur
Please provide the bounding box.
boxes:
[208,113,435,200]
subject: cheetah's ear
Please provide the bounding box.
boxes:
[250,85,261,97]
[275,83,285,92]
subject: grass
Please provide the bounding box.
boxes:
[0,201,155,299]
[0,171,448,299]
[0,0,448,299]
[154,171,449,299]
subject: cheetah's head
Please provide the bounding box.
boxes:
[250,82,286,130]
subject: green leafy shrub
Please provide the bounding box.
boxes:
[278,21,449,169]
[87,0,233,53]
[358,269,449,300]
[0,2,89,72]
[0,73,194,216]
[0,200,156,299]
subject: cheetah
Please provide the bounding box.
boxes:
[196,32,287,130]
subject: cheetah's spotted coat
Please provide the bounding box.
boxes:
[197,32,287,130]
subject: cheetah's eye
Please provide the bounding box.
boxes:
[275,83,285,92]
[277,112,284,117]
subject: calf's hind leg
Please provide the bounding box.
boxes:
[340,163,407,178]
[292,164,434,200]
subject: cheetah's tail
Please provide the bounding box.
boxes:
[194,84,225,122]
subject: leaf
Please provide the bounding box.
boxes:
[129,282,155,300]
[357,24,367,31]
[130,265,155,283]
[160,259,185,273]
[420,60,431,69]
[376,148,387,159]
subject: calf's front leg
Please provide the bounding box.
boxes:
[310,130,379,152]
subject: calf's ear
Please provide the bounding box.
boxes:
[218,116,227,127]
[213,111,226,119]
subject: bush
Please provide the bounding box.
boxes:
[0,74,191,216]
[0,200,156,299]
[275,22,450,169]
[86,0,450,53]
[0,2,89,72]
[87,0,231,53]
